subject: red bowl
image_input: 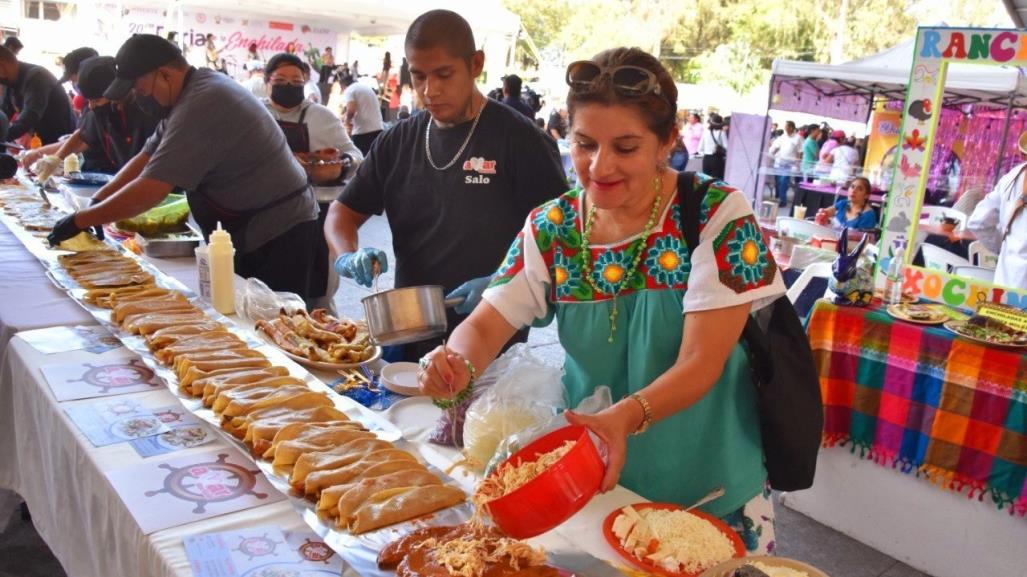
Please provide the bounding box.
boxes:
[602,503,746,577]
[485,425,604,539]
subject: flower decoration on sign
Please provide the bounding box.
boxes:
[903,129,926,151]
[899,155,922,179]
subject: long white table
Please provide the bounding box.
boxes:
[0,216,641,577]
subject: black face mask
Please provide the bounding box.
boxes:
[136,93,169,119]
[137,72,172,119]
[271,84,305,109]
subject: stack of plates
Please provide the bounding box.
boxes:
[380,362,422,396]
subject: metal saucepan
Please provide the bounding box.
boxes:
[360,261,464,346]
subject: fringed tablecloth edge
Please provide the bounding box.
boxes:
[822,433,1027,517]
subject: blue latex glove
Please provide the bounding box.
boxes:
[446,275,493,315]
[334,248,388,287]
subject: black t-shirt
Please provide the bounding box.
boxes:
[5,63,76,144]
[77,110,115,174]
[339,98,567,295]
[79,100,159,172]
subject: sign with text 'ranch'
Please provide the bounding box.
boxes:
[111,4,336,66]
[875,26,1027,309]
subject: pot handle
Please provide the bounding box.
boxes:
[443,295,466,308]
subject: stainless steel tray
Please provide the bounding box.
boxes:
[139,228,202,258]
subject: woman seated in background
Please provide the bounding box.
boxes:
[817,176,877,229]
[418,47,784,553]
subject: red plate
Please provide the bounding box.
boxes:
[602,502,746,577]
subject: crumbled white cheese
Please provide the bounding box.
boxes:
[612,506,735,573]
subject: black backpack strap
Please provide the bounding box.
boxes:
[678,172,772,386]
[678,171,705,255]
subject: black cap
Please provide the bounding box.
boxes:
[264,52,304,79]
[105,34,182,101]
[77,56,116,100]
[59,47,99,83]
[2,37,22,51]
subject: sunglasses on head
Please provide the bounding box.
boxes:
[565,60,662,97]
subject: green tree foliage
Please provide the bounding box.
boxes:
[504,0,1007,90]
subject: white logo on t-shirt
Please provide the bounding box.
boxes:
[463,157,497,184]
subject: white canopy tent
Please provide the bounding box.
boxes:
[770,38,1027,115]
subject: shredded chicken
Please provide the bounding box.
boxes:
[472,440,576,525]
[413,530,548,577]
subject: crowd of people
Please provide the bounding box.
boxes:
[0,8,789,553]
[767,120,867,208]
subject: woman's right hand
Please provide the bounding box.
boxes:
[417,345,472,399]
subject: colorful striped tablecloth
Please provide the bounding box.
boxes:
[807,299,1027,516]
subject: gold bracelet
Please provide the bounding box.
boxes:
[629,393,653,436]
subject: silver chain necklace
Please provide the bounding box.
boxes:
[424,96,487,171]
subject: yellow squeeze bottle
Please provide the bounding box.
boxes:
[63,154,80,174]
[208,222,236,314]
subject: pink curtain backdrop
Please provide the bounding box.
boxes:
[884,101,1026,199]
[770,78,872,123]
[959,108,1027,195]
[925,108,966,192]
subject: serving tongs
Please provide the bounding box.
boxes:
[35,181,51,207]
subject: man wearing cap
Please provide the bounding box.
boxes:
[2,37,22,56]
[22,56,159,174]
[0,44,75,144]
[60,47,99,87]
[47,34,320,301]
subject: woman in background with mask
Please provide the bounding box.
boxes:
[263,53,363,310]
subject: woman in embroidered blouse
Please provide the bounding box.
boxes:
[417,48,785,552]
[818,176,878,230]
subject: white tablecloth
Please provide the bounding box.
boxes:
[0,217,640,577]
[0,338,640,577]
[0,220,94,349]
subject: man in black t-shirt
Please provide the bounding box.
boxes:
[0,45,76,144]
[325,10,567,362]
[21,56,159,175]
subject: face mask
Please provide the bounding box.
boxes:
[136,94,169,119]
[271,84,305,109]
[137,72,172,119]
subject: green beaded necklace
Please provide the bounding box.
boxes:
[580,176,664,342]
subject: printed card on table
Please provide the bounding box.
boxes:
[41,358,163,402]
[20,325,121,355]
[184,526,343,577]
[129,404,216,458]
[105,448,284,535]
[64,398,170,447]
